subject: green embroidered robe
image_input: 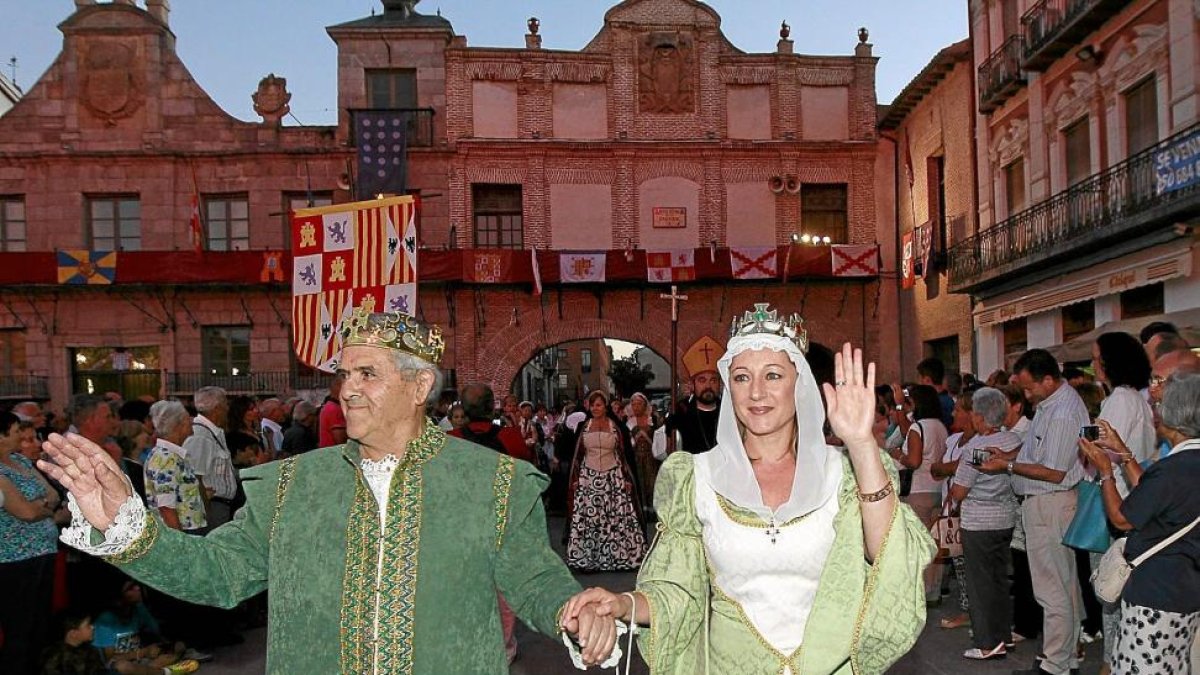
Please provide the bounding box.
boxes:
[637,451,936,675]
[102,425,581,674]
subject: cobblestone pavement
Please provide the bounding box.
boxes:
[200,515,1105,674]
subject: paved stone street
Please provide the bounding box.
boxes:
[199,515,1104,675]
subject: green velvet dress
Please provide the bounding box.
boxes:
[99,424,581,674]
[636,451,936,675]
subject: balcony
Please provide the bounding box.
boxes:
[1021,0,1130,71]
[0,374,50,400]
[351,108,436,148]
[167,371,333,397]
[949,122,1200,294]
[978,35,1027,114]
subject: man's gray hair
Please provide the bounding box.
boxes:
[292,400,316,422]
[1152,332,1190,361]
[1160,371,1200,438]
[390,351,444,406]
[68,394,107,426]
[972,387,1009,429]
[150,400,191,437]
[193,386,227,414]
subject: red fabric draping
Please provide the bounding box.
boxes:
[0,245,877,287]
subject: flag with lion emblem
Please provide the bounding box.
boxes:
[291,196,417,372]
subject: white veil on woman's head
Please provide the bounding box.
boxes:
[696,304,843,522]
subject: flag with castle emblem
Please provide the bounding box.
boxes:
[291,196,417,372]
[646,250,695,283]
[559,253,606,283]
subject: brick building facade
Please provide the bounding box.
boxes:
[956,0,1200,374]
[880,40,977,376]
[0,0,902,407]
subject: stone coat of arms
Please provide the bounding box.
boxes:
[81,40,143,125]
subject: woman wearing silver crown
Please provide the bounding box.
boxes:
[560,304,935,674]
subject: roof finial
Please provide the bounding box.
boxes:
[780,21,791,40]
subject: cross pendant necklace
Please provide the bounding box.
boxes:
[766,518,780,544]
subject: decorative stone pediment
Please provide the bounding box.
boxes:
[1101,23,1167,94]
[1047,71,1096,131]
[990,117,1028,166]
[603,0,721,29]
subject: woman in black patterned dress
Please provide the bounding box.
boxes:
[565,391,648,571]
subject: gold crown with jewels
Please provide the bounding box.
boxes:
[729,303,808,353]
[339,306,445,364]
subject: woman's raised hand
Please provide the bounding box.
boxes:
[823,343,877,451]
[37,433,132,531]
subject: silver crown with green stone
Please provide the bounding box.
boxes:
[729,303,808,353]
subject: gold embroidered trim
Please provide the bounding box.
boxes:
[848,501,900,675]
[269,457,297,546]
[715,493,811,529]
[701,546,800,670]
[105,512,160,565]
[492,455,515,550]
[377,459,423,672]
[339,478,378,674]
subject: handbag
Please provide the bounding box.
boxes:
[930,504,963,560]
[1092,515,1200,604]
[651,426,668,461]
[1062,479,1111,553]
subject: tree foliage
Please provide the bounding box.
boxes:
[608,355,655,398]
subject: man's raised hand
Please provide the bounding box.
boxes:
[38,433,132,531]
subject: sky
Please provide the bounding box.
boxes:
[1,0,967,126]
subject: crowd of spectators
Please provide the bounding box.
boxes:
[4,319,1196,674]
[0,387,325,674]
[873,322,1199,675]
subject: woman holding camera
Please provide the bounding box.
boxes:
[1079,372,1200,675]
[947,387,1023,660]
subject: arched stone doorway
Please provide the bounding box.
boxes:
[510,338,670,409]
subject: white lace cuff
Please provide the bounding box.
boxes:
[561,621,626,670]
[59,493,148,557]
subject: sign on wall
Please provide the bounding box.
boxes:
[652,206,688,229]
[1154,127,1200,195]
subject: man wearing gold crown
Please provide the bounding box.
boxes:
[38,308,620,674]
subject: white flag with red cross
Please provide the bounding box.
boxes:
[831,244,880,277]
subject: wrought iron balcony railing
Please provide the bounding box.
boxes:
[0,374,50,400]
[1021,0,1130,71]
[949,122,1200,293]
[351,108,436,148]
[168,371,332,396]
[978,35,1027,114]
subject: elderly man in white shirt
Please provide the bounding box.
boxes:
[258,398,286,456]
[183,386,237,527]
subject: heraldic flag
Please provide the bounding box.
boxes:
[57,250,117,285]
[291,196,418,372]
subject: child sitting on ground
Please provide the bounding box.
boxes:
[42,611,106,674]
[93,580,201,675]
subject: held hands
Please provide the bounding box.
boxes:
[36,433,132,531]
[823,343,877,452]
[560,587,625,666]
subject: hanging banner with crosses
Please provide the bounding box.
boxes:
[290,196,417,372]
